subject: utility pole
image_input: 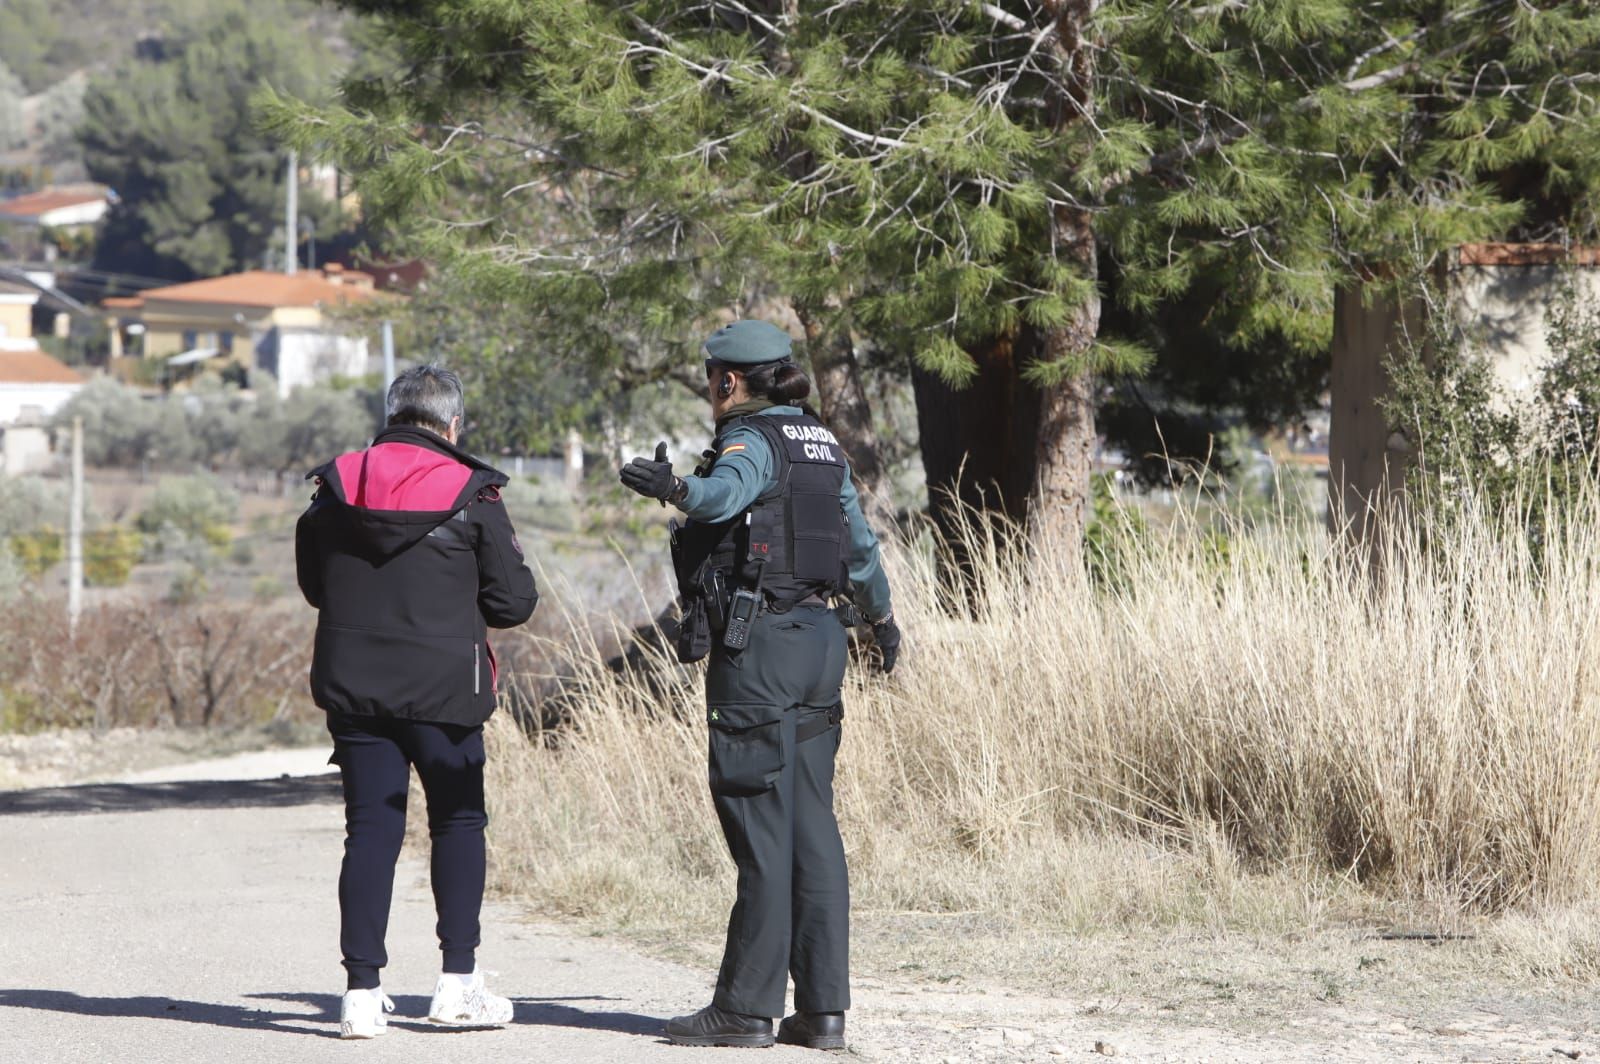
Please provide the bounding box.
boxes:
[68,417,83,635]
[284,149,299,275]
[381,319,396,392]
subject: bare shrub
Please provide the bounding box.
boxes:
[0,600,316,730]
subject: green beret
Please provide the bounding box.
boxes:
[703,320,793,366]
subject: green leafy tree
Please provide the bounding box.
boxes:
[53,378,194,468]
[269,0,1600,542]
[80,0,333,281]
[0,60,25,154]
[0,0,71,93]
[35,72,87,173]
[360,268,702,459]
[236,385,376,473]
[137,473,238,548]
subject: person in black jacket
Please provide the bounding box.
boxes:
[295,364,537,1038]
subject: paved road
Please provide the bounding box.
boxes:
[0,753,821,1064]
[5,749,1585,1064]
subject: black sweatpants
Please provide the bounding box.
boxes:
[704,604,850,1019]
[327,713,487,991]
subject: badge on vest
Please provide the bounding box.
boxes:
[780,422,841,463]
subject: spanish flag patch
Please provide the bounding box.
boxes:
[721,444,748,455]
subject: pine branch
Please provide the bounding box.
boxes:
[1107,35,1488,194]
[1343,1,1503,82]
[979,3,1027,32]
[623,20,913,151]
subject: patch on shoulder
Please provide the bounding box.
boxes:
[721,443,748,456]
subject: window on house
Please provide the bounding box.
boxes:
[182,329,197,351]
[219,331,234,354]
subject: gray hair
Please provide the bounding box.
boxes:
[386,364,465,435]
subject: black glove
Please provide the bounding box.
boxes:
[871,613,901,675]
[620,442,679,502]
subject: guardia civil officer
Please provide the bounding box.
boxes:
[619,320,901,1051]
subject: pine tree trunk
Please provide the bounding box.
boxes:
[1029,0,1103,547]
[795,301,890,521]
[912,334,1042,545]
[1030,207,1101,546]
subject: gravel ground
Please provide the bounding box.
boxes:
[0,744,1595,1062]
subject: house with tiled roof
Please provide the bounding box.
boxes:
[0,186,110,229]
[104,265,392,398]
[0,280,85,473]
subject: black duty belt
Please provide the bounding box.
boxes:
[796,705,844,743]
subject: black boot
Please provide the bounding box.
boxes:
[777,1011,846,1051]
[664,1004,775,1048]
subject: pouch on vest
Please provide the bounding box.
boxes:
[675,596,713,664]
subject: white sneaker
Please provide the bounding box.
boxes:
[339,987,396,1039]
[427,968,513,1027]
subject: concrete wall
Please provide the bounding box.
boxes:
[1328,256,1600,530]
[1,425,53,475]
[1450,263,1600,402]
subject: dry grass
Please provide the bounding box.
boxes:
[483,486,1600,985]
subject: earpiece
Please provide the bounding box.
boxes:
[718,373,736,398]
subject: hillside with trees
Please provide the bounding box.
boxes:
[0,0,355,191]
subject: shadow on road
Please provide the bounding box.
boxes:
[0,773,343,817]
[513,997,666,1037]
[0,988,345,1039]
[0,988,665,1040]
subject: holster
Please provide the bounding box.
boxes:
[675,595,713,664]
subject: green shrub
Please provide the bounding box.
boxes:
[10,529,62,576]
[166,565,208,604]
[84,526,141,587]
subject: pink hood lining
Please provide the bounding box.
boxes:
[332,442,474,512]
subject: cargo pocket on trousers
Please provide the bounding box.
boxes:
[707,702,785,797]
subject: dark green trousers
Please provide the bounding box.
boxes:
[704,603,850,1019]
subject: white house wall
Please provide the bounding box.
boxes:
[0,382,82,424]
[269,328,370,397]
[34,201,108,228]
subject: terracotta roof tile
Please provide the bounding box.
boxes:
[0,350,86,385]
[0,186,108,219]
[132,269,387,309]
[1458,243,1600,267]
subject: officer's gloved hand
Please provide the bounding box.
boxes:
[871,613,901,674]
[620,442,680,503]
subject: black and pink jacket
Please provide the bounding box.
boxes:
[295,425,538,726]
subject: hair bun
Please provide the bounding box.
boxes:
[769,363,812,404]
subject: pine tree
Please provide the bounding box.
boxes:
[265,1,1600,541]
[82,0,335,281]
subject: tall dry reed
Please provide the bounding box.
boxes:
[484,485,1600,940]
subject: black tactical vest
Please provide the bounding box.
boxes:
[673,411,850,611]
